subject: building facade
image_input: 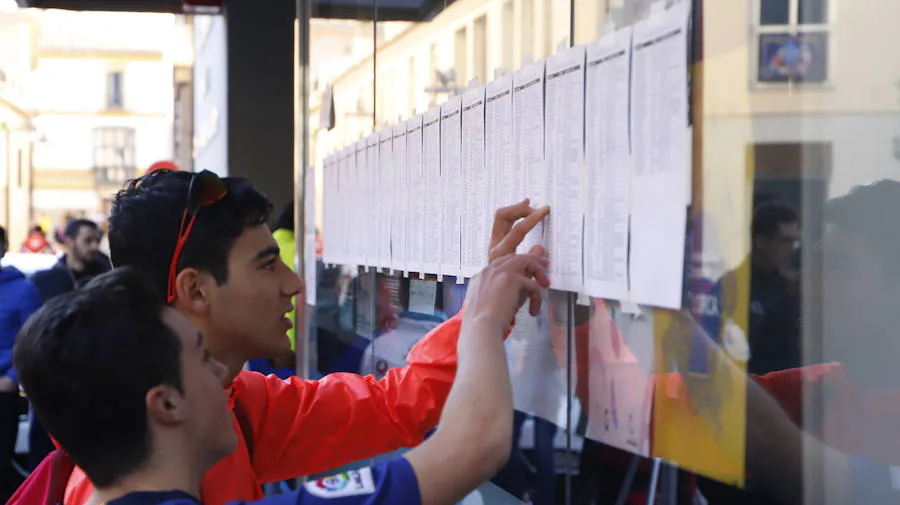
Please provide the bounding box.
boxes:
[25,8,184,228]
[0,1,37,246]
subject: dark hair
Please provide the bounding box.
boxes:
[108,170,273,298]
[64,219,99,240]
[826,179,900,281]
[273,201,294,232]
[752,202,798,239]
[0,225,6,249]
[13,267,183,487]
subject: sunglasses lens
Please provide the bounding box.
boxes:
[194,170,227,207]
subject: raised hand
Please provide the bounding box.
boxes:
[488,199,550,263]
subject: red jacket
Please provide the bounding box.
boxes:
[64,313,466,505]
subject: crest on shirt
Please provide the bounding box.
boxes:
[304,468,376,498]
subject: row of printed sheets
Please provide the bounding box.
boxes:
[322,3,691,310]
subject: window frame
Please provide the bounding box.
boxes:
[92,127,136,185]
[106,71,125,110]
[750,0,835,89]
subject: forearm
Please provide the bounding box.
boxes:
[433,315,513,473]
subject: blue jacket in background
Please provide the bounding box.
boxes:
[0,266,43,383]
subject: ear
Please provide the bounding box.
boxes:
[146,385,187,427]
[173,268,213,315]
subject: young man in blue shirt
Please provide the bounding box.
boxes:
[14,243,550,505]
[0,225,43,501]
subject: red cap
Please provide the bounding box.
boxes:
[146,161,180,174]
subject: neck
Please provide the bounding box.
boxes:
[180,312,244,384]
[66,254,86,272]
[93,453,204,505]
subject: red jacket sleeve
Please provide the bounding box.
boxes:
[750,362,843,424]
[233,313,464,483]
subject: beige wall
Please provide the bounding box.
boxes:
[705,0,900,117]
[0,128,33,248]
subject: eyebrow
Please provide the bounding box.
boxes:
[254,245,280,262]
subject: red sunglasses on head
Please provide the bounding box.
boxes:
[167,170,228,304]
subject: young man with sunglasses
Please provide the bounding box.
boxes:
[54,169,549,505]
[14,249,550,505]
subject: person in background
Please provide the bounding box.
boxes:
[0,226,43,501]
[27,218,113,468]
[745,202,801,374]
[51,168,550,505]
[19,225,54,255]
[747,202,798,330]
[32,219,112,301]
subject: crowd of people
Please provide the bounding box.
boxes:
[0,162,556,505]
[0,215,115,497]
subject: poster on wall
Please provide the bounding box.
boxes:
[581,300,654,456]
[507,301,568,427]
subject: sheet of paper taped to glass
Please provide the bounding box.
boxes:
[59,312,472,505]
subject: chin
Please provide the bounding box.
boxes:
[252,340,292,362]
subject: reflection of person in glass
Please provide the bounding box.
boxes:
[724,202,801,375]
[701,180,900,503]
[766,36,812,79]
[557,182,900,503]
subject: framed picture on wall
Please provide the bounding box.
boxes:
[757,32,828,84]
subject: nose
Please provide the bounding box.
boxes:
[284,270,304,298]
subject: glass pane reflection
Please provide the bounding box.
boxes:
[305,0,900,503]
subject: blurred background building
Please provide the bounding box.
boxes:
[27,9,187,231]
[0,1,38,248]
[0,0,192,246]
